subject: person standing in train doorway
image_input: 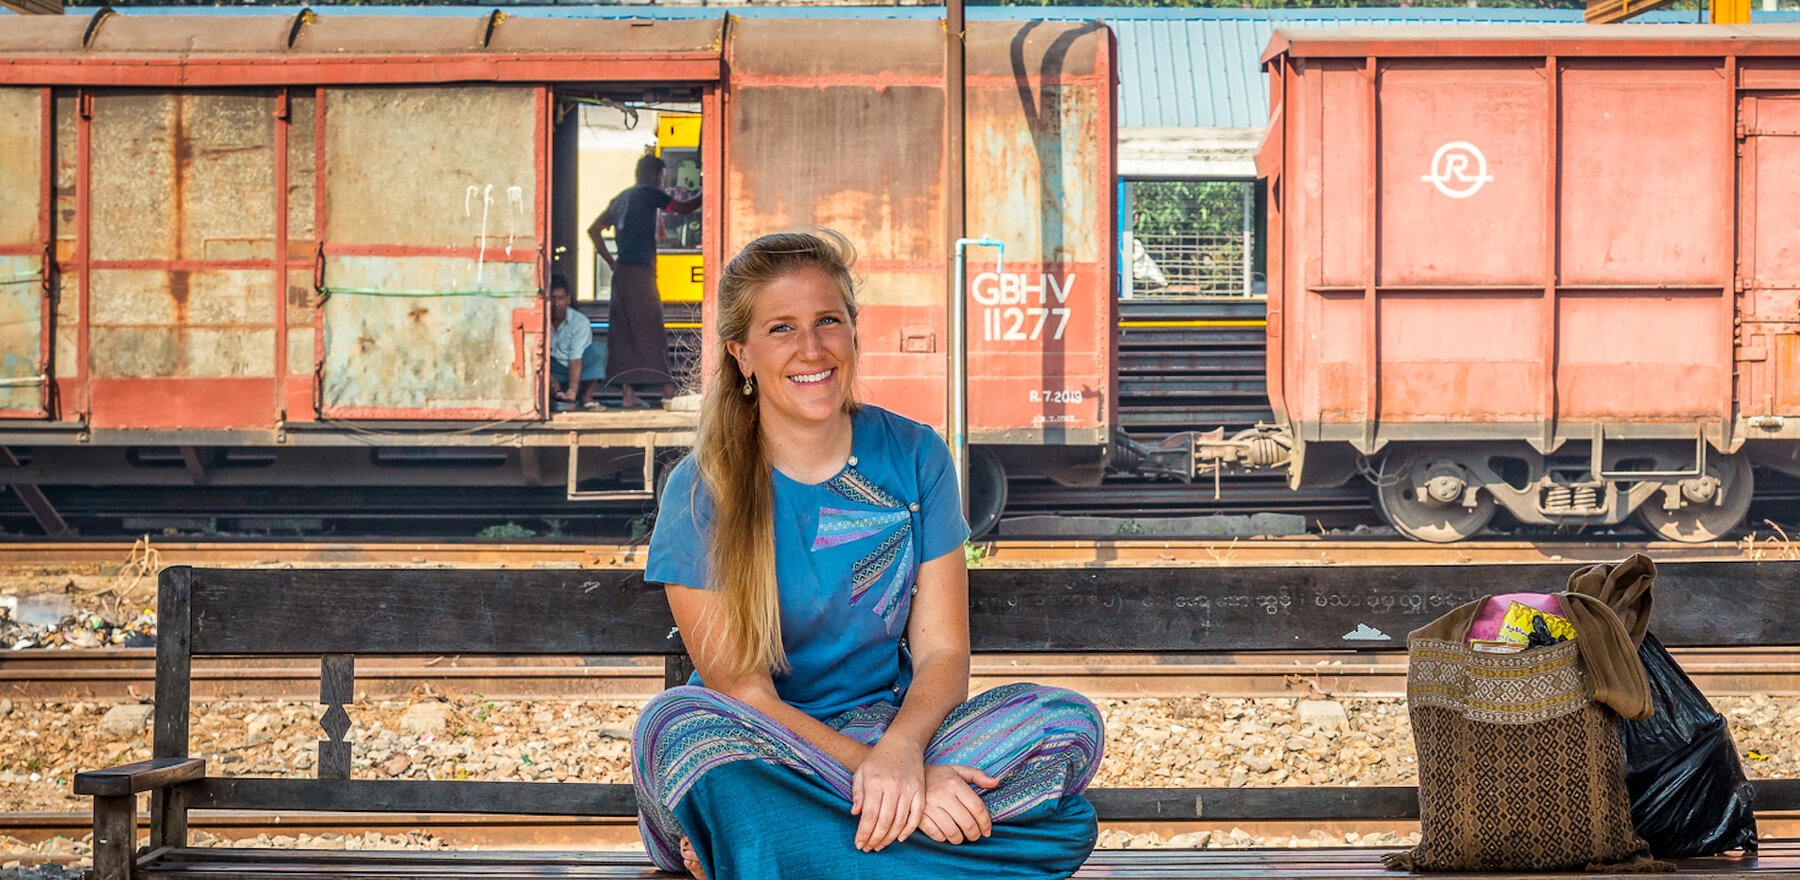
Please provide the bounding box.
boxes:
[589,152,702,409]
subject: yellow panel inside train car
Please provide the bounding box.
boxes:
[657,253,704,308]
[655,113,703,303]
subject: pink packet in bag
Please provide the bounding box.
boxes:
[1467,592,1563,644]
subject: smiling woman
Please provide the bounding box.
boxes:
[629,230,1105,880]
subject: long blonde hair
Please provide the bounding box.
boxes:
[694,230,861,678]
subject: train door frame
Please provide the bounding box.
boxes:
[310,83,551,423]
[547,85,720,418]
[0,86,53,420]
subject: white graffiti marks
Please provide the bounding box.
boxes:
[971,272,1073,343]
[1420,141,1493,199]
[462,183,529,282]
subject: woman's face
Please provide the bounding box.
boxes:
[727,267,857,432]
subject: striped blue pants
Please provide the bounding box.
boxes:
[631,682,1104,880]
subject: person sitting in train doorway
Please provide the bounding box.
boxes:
[631,229,1102,880]
[589,152,701,409]
[548,275,605,412]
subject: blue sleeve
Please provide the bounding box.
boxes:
[646,456,712,590]
[916,429,970,562]
[652,187,675,210]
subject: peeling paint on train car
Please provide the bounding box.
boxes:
[724,19,949,430]
[317,85,542,420]
[965,20,1113,445]
[723,18,1116,446]
[0,88,48,416]
[319,256,537,415]
[0,255,45,415]
[83,91,282,429]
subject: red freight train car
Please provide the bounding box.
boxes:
[0,11,1115,536]
[1251,25,1800,542]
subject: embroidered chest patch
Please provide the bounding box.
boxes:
[813,466,916,632]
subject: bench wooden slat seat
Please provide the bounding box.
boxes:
[78,564,1800,880]
[122,840,1800,880]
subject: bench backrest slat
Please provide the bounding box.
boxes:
[177,561,1800,657]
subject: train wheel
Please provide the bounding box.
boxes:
[1633,456,1754,543]
[968,447,1007,541]
[1372,453,1496,543]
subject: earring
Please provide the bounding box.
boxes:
[742,376,754,396]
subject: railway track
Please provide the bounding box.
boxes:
[5,804,1800,853]
[5,647,1800,702]
[0,535,1788,569]
[4,533,1799,854]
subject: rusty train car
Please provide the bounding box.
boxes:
[0,10,1115,535]
[1244,25,1800,543]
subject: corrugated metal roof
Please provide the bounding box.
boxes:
[1094,7,1798,128]
[32,4,1800,127]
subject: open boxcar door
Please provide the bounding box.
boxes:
[0,88,52,418]
[315,85,545,420]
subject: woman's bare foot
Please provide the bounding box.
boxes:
[680,837,707,880]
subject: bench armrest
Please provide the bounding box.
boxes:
[74,758,205,797]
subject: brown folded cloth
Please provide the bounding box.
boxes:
[1558,554,1656,720]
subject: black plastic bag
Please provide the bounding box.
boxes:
[1621,631,1759,857]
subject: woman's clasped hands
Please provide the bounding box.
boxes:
[850,736,998,853]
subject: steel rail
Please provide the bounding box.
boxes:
[4,809,1798,852]
[0,537,1788,569]
[6,648,1800,701]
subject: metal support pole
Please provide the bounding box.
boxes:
[1242,181,1255,297]
[1118,180,1134,301]
[950,238,1003,516]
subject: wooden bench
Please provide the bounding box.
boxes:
[76,561,1800,879]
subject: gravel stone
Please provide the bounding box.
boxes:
[399,703,449,736]
[1296,700,1348,730]
[96,704,152,736]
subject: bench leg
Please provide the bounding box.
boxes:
[151,787,188,850]
[92,795,136,880]
[664,654,695,690]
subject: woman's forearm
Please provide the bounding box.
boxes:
[881,651,970,756]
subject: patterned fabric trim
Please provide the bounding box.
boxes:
[823,468,903,508]
[631,683,1104,873]
[818,466,917,632]
[1407,637,1591,725]
[814,507,909,551]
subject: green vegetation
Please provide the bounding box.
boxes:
[1131,180,1246,239]
[477,522,537,539]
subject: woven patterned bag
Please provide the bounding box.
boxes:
[1385,588,1665,873]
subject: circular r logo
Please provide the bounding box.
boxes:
[1420,141,1492,199]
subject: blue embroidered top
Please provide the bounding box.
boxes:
[646,405,971,721]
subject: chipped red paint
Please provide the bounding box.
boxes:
[0,54,722,88]
[320,244,536,263]
[89,377,277,429]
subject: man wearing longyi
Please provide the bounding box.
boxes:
[631,230,1103,879]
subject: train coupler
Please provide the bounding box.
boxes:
[1111,430,1198,482]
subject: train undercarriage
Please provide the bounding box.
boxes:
[1129,426,1784,544]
